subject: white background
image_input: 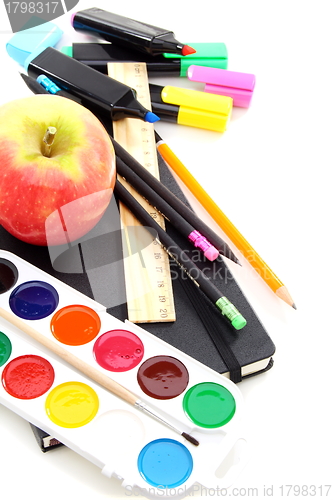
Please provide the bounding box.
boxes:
[0,1,332,498]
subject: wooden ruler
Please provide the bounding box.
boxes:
[107,62,176,323]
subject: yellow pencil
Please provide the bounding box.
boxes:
[155,132,296,309]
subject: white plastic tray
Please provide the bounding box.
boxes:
[0,250,248,498]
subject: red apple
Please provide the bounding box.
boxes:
[0,94,116,246]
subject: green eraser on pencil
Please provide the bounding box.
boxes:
[215,296,247,330]
[231,316,247,330]
[163,43,228,76]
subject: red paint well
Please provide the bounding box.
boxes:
[1,354,55,399]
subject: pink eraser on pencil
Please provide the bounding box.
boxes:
[204,246,220,261]
[187,65,256,108]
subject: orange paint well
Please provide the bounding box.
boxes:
[50,304,101,346]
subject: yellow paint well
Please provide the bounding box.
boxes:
[45,381,99,428]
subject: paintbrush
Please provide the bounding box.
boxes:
[0,307,199,446]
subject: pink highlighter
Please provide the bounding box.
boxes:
[187,65,256,108]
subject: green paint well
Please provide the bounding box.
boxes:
[182,382,236,428]
[0,331,12,367]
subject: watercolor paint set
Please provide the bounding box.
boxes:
[0,250,247,498]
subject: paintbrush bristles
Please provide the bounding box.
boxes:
[182,432,199,447]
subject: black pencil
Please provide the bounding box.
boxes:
[111,138,240,265]
[116,156,219,261]
[115,179,247,331]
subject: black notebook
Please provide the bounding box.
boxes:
[0,152,275,451]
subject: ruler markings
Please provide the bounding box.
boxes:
[107,62,176,323]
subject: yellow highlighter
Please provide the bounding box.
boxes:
[149,83,233,132]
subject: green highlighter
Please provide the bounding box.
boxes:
[61,42,228,77]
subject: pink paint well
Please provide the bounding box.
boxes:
[93,329,144,372]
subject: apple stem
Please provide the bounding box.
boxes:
[42,126,57,157]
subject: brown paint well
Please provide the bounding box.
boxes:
[137,355,189,400]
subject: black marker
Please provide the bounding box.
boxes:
[20,73,115,137]
[71,8,196,57]
[26,47,159,123]
[62,43,183,76]
[61,42,227,77]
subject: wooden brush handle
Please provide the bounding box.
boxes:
[0,307,138,406]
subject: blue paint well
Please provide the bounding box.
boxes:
[9,280,59,320]
[138,438,193,488]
